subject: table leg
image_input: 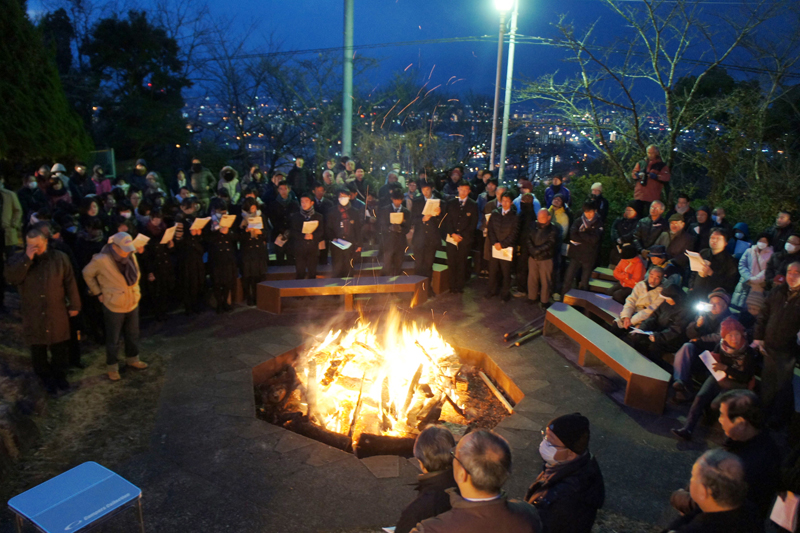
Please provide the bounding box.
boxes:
[137,498,146,533]
[344,294,354,312]
[15,514,23,533]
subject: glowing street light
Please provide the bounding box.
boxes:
[489,0,513,176]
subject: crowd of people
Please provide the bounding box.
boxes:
[2,146,800,530]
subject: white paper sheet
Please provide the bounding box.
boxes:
[685,251,707,272]
[247,217,263,230]
[390,212,404,225]
[631,328,654,335]
[771,492,800,531]
[446,234,459,247]
[699,350,727,381]
[422,199,440,216]
[132,234,150,249]
[331,238,352,250]
[302,220,319,234]
[190,217,210,231]
[492,246,514,261]
[219,214,237,228]
[160,225,176,244]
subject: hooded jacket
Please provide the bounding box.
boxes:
[217,166,241,204]
[733,244,773,308]
[613,256,646,289]
[620,278,663,325]
[526,453,605,533]
[726,222,750,259]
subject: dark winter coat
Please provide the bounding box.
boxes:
[689,249,739,298]
[725,430,782,518]
[190,168,216,199]
[666,229,695,269]
[567,216,603,263]
[591,194,609,222]
[412,194,443,247]
[754,284,800,356]
[289,211,324,255]
[637,300,692,347]
[5,248,81,346]
[664,502,763,533]
[326,204,362,248]
[395,469,457,533]
[527,222,559,261]
[379,204,412,251]
[610,217,638,246]
[268,197,300,239]
[239,215,269,278]
[765,249,800,287]
[412,488,542,533]
[633,216,667,252]
[525,453,605,533]
[140,224,176,286]
[205,226,237,281]
[287,165,313,195]
[767,223,794,254]
[444,197,479,247]
[686,308,732,346]
[689,220,713,252]
[487,206,519,248]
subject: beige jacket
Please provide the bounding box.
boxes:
[82,251,141,313]
[619,280,663,325]
[0,187,23,247]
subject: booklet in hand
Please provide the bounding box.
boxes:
[421,199,440,217]
[302,220,319,234]
[274,235,287,247]
[685,251,706,272]
[491,246,513,261]
[699,350,727,381]
[331,238,352,250]
[190,217,210,231]
[131,234,150,249]
[219,214,237,228]
[247,217,263,230]
[389,212,404,225]
[160,225,177,244]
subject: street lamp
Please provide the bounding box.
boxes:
[498,0,519,184]
[489,0,512,176]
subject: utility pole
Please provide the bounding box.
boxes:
[342,0,354,157]
[498,0,518,184]
[489,11,506,176]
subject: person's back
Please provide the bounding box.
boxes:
[413,489,541,533]
[725,430,781,518]
[396,469,456,533]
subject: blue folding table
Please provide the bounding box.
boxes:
[8,461,144,532]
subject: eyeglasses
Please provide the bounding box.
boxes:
[450,448,472,478]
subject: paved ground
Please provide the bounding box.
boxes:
[4,281,714,532]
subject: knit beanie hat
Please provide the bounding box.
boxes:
[745,290,765,311]
[720,316,745,340]
[547,413,590,454]
[708,287,731,306]
[626,201,639,215]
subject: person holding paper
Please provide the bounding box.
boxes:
[672,288,733,402]
[206,198,238,314]
[239,198,269,306]
[174,198,207,315]
[485,193,519,301]
[139,209,175,321]
[688,228,739,301]
[290,194,324,280]
[625,284,691,362]
[610,267,664,336]
[268,180,299,266]
[326,188,362,278]
[562,200,604,295]
[664,213,695,273]
[444,180,479,293]
[671,318,756,441]
[411,181,442,296]
[379,189,411,276]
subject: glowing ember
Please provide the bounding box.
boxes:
[295,308,464,442]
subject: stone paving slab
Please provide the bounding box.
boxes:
[213,399,255,418]
[513,396,558,415]
[514,378,550,394]
[496,413,539,431]
[305,442,353,467]
[274,430,315,454]
[494,427,533,451]
[360,455,401,478]
[214,368,253,383]
[235,352,274,367]
[259,342,293,356]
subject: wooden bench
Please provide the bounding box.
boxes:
[589,279,615,295]
[592,267,615,281]
[257,275,429,314]
[562,289,623,325]
[544,302,670,414]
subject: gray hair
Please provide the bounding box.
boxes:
[646,144,660,153]
[26,227,46,241]
[322,170,333,178]
[457,430,512,494]
[414,426,455,472]
[651,200,665,210]
[694,449,747,508]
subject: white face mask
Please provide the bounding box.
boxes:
[28,181,37,189]
[339,197,350,206]
[538,439,559,466]
[786,243,798,254]
[735,232,744,240]
[757,241,768,250]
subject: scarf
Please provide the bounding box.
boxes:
[102,243,138,286]
[301,206,315,220]
[580,214,598,231]
[338,205,351,238]
[676,204,689,215]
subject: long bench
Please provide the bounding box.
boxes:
[592,267,615,281]
[562,289,623,325]
[257,275,428,314]
[544,302,670,414]
[589,279,615,295]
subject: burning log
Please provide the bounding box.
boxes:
[401,364,425,416]
[381,376,391,432]
[478,371,514,414]
[353,433,416,459]
[510,328,543,348]
[306,360,318,420]
[347,371,367,440]
[503,316,545,341]
[285,416,352,452]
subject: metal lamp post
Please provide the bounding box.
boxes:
[489,0,513,176]
[498,0,518,184]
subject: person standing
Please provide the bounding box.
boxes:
[767,209,794,253]
[609,202,639,266]
[444,181,479,294]
[239,198,269,306]
[412,181,442,296]
[287,156,313,196]
[326,188,362,278]
[544,175,571,209]
[527,208,559,308]
[174,198,206,315]
[562,201,604,294]
[189,158,216,211]
[630,145,670,216]
[140,209,175,321]
[380,188,412,277]
[589,182,609,222]
[268,180,299,267]
[6,228,81,393]
[82,232,147,381]
[205,198,238,314]
[485,193,519,301]
[732,233,773,309]
[290,194,324,280]
[1,177,23,312]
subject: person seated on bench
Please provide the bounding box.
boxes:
[688,228,739,303]
[672,288,732,402]
[609,266,664,336]
[610,243,645,303]
[671,318,756,440]
[624,283,691,364]
[648,245,684,287]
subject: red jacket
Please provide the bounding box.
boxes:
[613,256,645,288]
